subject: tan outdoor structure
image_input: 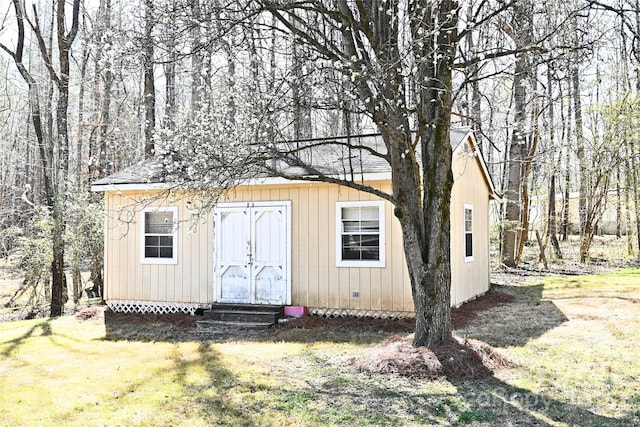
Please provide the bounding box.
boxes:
[92,129,498,317]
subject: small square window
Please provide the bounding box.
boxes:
[141,207,177,264]
[336,201,385,267]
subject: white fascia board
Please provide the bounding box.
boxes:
[91,172,393,193]
[90,183,173,192]
[241,172,392,186]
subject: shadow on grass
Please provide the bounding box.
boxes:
[94,285,640,426]
[456,284,569,348]
[270,283,569,348]
[452,378,635,427]
[258,361,637,426]
[1,319,52,357]
[100,283,567,348]
[158,342,259,426]
[102,309,414,346]
[49,341,258,426]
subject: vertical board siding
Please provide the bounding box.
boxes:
[317,186,330,308]
[326,185,339,309]
[102,138,491,314]
[307,186,320,308]
[297,187,310,307]
[450,139,492,306]
[104,192,214,306]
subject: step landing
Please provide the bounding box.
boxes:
[196,303,284,329]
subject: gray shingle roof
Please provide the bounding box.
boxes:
[91,128,472,188]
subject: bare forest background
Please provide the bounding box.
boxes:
[1,0,640,318]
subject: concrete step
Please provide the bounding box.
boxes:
[195,319,275,330]
[209,303,284,315]
[199,304,285,329]
[203,309,280,324]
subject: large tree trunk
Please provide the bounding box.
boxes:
[49,0,80,316]
[501,0,534,268]
[407,2,456,346]
[570,16,590,263]
[291,32,311,141]
[401,123,454,347]
[342,0,457,347]
[261,0,458,347]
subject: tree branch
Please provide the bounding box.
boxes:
[26,4,60,85]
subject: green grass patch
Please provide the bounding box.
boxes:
[541,268,640,293]
[457,409,494,423]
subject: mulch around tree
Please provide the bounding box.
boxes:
[75,288,515,381]
[356,334,512,381]
[351,290,515,381]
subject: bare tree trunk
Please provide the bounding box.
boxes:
[164,54,177,130]
[0,0,79,316]
[546,66,562,258]
[548,174,562,257]
[624,140,634,254]
[615,168,622,238]
[632,137,640,258]
[291,27,311,140]
[49,0,80,316]
[515,122,539,265]
[408,2,457,346]
[465,4,483,149]
[570,16,590,262]
[0,10,53,209]
[144,0,155,158]
[189,0,210,115]
[76,17,88,179]
[562,77,571,241]
[501,0,534,267]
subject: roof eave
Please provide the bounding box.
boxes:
[91,171,393,193]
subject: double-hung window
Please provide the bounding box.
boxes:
[464,204,474,262]
[336,201,385,267]
[141,207,178,264]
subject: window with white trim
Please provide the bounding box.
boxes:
[141,207,178,264]
[336,201,385,267]
[464,204,474,262]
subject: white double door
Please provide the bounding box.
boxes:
[214,202,291,305]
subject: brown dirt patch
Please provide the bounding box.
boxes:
[98,289,515,381]
[103,307,199,328]
[282,315,415,333]
[282,288,516,332]
[451,290,515,329]
[77,288,514,333]
[75,306,106,321]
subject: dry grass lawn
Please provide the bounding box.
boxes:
[0,267,639,426]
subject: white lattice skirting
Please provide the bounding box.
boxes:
[310,308,415,319]
[107,300,199,316]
